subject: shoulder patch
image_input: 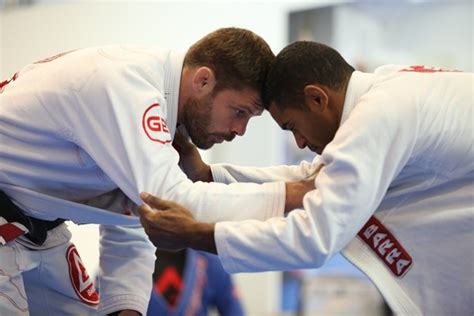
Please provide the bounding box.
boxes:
[142,103,171,144]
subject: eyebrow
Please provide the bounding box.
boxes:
[239,103,263,116]
[253,107,264,116]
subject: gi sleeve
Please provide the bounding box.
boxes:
[63,61,284,222]
[211,156,322,184]
[215,93,417,272]
[52,59,285,314]
[44,60,282,314]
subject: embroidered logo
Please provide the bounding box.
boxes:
[66,245,100,305]
[142,103,171,144]
[357,216,413,277]
[0,72,19,93]
[33,50,76,64]
[399,65,461,73]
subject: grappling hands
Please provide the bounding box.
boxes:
[284,164,323,213]
[284,179,316,213]
[138,192,217,254]
[173,130,212,182]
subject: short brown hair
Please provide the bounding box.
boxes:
[184,27,274,94]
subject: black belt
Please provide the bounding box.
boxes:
[0,191,65,245]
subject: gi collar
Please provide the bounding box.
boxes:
[340,71,376,125]
[163,50,185,139]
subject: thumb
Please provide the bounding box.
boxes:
[140,192,174,209]
[137,202,155,220]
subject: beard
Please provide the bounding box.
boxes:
[182,93,234,149]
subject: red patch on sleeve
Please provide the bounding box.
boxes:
[142,103,171,144]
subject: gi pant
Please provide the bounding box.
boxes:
[0,219,99,316]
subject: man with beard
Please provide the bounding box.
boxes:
[138,41,473,315]
[0,28,314,316]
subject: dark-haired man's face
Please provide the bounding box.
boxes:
[183,88,263,149]
[268,101,338,155]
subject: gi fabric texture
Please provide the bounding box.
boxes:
[0,46,285,314]
[212,65,474,315]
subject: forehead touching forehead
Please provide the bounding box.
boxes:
[268,100,308,130]
[267,102,286,125]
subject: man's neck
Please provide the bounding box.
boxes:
[177,66,192,124]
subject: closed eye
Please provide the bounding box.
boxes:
[281,122,291,131]
[234,108,248,118]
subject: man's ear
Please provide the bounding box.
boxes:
[192,67,216,95]
[303,84,329,112]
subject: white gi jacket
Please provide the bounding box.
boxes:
[0,46,285,314]
[212,65,474,315]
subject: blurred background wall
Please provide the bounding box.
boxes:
[1,1,472,315]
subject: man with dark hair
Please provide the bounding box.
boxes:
[263,41,354,110]
[138,41,473,315]
[0,29,314,315]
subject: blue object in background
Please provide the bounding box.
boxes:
[281,254,366,313]
[147,249,244,316]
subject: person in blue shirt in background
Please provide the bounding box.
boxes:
[147,248,244,316]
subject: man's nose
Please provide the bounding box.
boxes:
[294,132,307,149]
[231,120,248,136]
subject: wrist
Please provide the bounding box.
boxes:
[203,164,213,182]
[190,222,217,254]
[285,180,315,213]
[284,182,295,213]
